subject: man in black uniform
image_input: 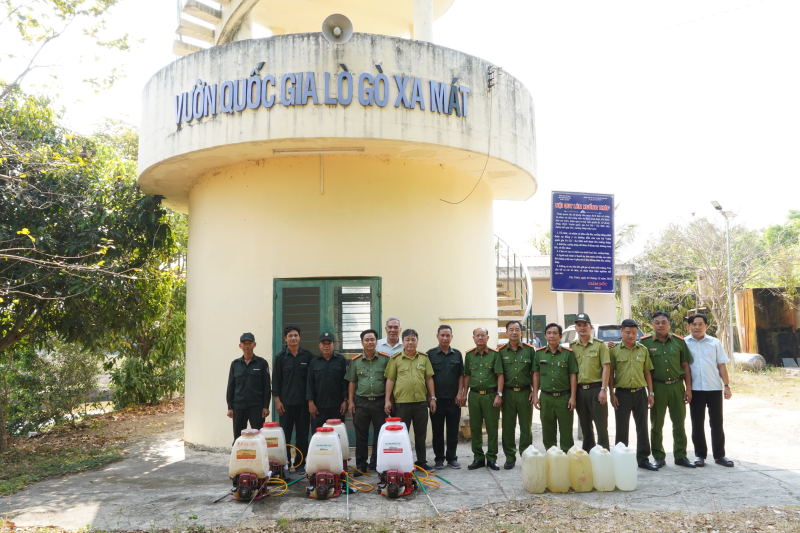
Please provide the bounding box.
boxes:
[226,332,271,444]
[307,331,349,432]
[427,325,464,470]
[272,325,314,475]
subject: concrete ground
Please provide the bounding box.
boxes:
[3,394,799,530]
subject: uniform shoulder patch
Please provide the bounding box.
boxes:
[391,352,403,359]
[563,346,573,351]
[418,351,429,357]
[487,347,499,353]
[523,342,536,349]
[672,334,684,340]
[466,348,476,354]
[379,351,391,357]
[535,346,546,352]
[351,354,362,360]
[640,334,653,340]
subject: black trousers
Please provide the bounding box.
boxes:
[395,401,429,465]
[353,395,386,468]
[576,386,610,452]
[614,388,651,463]
[232,405,265,445]
[690,390,726,460]
[430,397,460,462]
[279,404,310,468]
[311,407,344,432]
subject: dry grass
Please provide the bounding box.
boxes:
[3,498,799,533]
[730,367,800,405]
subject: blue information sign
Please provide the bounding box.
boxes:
[550,191,615,293]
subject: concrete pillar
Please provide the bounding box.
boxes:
[234,9,253,41]
[556,291,565,326]
[412,0,433,42]
[620,276,632,320]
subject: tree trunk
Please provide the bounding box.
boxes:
[0,360,10,453]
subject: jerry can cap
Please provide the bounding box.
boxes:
[385,425,404,431]
[317,427,334,432]
[263,422,279,427]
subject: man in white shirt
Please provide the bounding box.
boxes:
[685,313,734,468]
[377,316,403,356]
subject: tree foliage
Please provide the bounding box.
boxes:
[0,91,176,450]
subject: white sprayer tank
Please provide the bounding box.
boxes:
[611,442,637,491]
[377,417,407,447]
[376,424,414,473]
[306,427,344,475]
[259,422,287,464]
[520,446,546,494]
[589,445,615,491]
[323,419,350,461]
[545,446,570,493]
[229,429,268,478]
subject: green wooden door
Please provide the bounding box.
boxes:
[273,278,382,445]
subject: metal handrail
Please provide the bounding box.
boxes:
[495,235,534,333]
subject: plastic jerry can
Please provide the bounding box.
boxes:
[375,425,414,473]
[323,419,350,461]
[611,442,637,491]
[567,446,594,492]
[230,429,268,478]
[259,422,287,464]
[306,427,344,475]
[377,417,407,447]
[520,446,546,494]
[589,445,615,492]
[545,446,570,493]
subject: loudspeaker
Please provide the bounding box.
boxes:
[321,14,353,44]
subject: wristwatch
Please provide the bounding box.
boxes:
[600,387,608,392]
[430,396,437,401]
[724,384,730,388]
[648,392,655,397]
[497,392,503,397]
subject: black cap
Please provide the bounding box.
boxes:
[620,319,639,329]
[319,332,335,342]
[575,313,591,324]
[240,332,255,342]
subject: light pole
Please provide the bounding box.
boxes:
[711,201,737,359]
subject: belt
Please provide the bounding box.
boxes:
[505,385,531,392]
[654,379,680,385]
[358,394,386,401]
[579,382,602,390]
[541,390,570,397]
[616,387,645,393]
[471,388,498,395]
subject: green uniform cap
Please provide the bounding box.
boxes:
[240,332,255,342]
[319,332,335,342]
[575,313,591,324]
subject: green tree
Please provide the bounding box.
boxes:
[0,91,175,451]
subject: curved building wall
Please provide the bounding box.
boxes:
[184,156,496,448]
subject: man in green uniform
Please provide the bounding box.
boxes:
[570,313,611,451]
[306,332,349,432]
[499,320,536,469]
[226,332,271,445]
[609,319,658,470]
[346,329,391,475]
[464,327,504,471]
[533,323,578,452]
[427,325,465,470]
[642,311,696,469]
[384,328,436,469]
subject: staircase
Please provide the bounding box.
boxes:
[495,236,533,341]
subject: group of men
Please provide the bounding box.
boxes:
[225,311,734,478]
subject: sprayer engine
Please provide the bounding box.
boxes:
[377,470,416,498]
[306,471,344,499]
[232,473,269,501]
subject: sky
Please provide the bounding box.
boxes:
[3,0,798,261]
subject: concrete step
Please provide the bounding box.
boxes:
[177,18,214,43]
[172,39,205,57]
[498,316,524,326]
[497,297,521,307]
[497,331,509,340]
[497,289,515,298]
[498,306,524,317]
[182,0,222,25]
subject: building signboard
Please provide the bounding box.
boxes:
[173,65,471,125]
[550,191,615,293]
